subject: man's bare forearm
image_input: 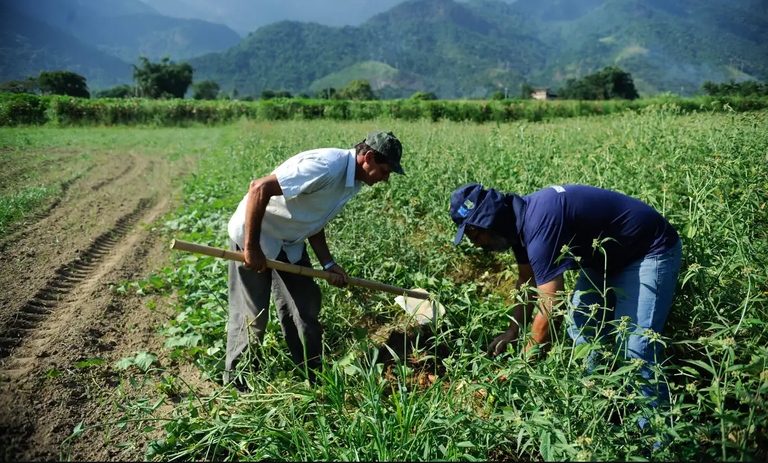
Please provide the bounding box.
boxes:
[308,227,348,287]
[510,298,536,332]
[244,183,267,249]
[509,269,537,333]
[244,175,282,249]
[488,275,538,357]
[529,299,554,346]
[307,228,333,267]
[525,275,565,351]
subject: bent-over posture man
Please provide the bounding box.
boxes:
[450,183,681,417]
[226,131,405,386]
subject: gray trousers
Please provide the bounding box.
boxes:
[224,239,323,384]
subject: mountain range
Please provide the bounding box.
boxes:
[1,0,240,88]
[1,0,766,97]
[188,0,767,98]
[138,0,406,36]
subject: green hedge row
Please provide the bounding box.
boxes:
[1,93,766,126]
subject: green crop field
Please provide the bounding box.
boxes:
[8,108,766,461]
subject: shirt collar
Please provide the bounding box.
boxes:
[345,149,358,188]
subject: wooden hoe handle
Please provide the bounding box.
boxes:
[170,239,430,300]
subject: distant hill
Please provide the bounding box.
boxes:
[77,14,241,62]
[513,0,768,94]
[5,0,241,63]
[0,7,131,89]
[189,0,767,98]
[189,22,369,97]
[190,0,546,98]
[307,61,425,95]
[78,0,159,16]
[139,0,406,35]
[359,0,545,97]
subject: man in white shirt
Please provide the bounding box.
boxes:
[226,131,405,387]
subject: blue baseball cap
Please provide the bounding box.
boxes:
[450,183,514,245]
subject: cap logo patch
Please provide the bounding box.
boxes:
[458,206,469,217]
[464,199,475,209]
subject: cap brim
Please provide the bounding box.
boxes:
[390,160,405,175]
[453,223,466,245]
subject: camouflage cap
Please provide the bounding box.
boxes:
[364,130,404,175]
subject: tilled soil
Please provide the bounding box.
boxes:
[0,149,201,461]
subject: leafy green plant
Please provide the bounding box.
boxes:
[115,352,159,373]
[74,358,107,369]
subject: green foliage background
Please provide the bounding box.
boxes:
[2,94,767,127]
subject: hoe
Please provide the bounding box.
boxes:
[170,239,446,325]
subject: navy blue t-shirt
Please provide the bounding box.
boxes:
[511,185,679,285]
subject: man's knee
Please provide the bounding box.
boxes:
[624,332,662,363]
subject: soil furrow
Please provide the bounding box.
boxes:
[91,161,134,192]
[0,144,196,462]
[0,198,155,362]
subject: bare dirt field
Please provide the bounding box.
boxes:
[0,146,199,461]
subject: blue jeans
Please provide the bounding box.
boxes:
[567,239,683,409]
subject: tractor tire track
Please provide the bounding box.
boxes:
[0,153,143,321]
[0,150,82,195]
[0,197,154,369]
[0,146,195,462]
[0,168,92,252]
[0,193,174,461]
[26,165,90,219]
[90,160,134,192]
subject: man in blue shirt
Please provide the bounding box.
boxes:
[450,183,682,411]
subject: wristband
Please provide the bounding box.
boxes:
[323,260,337,271]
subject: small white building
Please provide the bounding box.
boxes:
[532,87,557,101]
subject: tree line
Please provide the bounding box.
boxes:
[700,80,768,98]
[512,67,640,101]
[0,57,389,102]
[0,72,91,98]
[2,60,765,101]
